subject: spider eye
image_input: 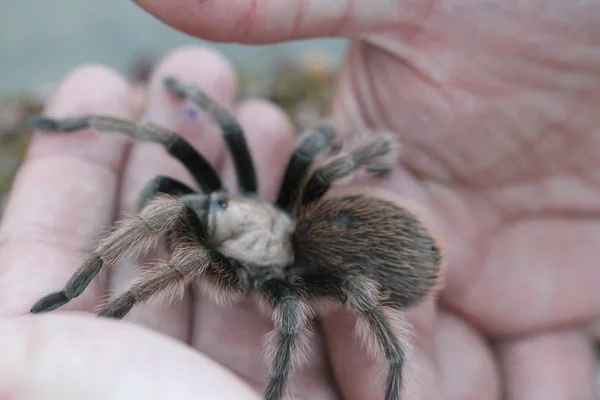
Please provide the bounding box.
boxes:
[217,198,228,210]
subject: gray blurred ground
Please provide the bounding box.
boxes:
[0,0,346,96]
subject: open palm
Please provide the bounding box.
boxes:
[333,2,600,398]
[331,2,600,398]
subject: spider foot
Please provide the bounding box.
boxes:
[96,293,135,320]
[31,291,69,313]
[27,116,88,132]
[163,76,187,99]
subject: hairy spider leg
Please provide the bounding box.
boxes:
[292,188,439,400]
[27,115,223,194]
[344,277,407,400]
[137,175,196,211]
[30,197,201,313]
[163,76,258,196]
[96,255,197,319]
[275,123,337,213]
[298,132,398,208]
[96,202,248,318]
[259,279,311,400]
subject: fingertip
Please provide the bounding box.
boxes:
[434,312,500,400]
[235,99,296,152]
[235,99,294,131]
[45,63,133,116]
[139,44,239,167]
[26,63,134,168]
[147,45,238,114]
[133,0,257,42]
[133,0,396,42]
[498,328,596,399]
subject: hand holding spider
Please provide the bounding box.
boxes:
[1,0,599,398]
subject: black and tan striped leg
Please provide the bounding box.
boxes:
[163,76,258,196]
[27,115,223,194]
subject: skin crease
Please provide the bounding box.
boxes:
[0,0,597,399]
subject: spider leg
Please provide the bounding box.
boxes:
[135,176,199,255]
[344,277,407,400]
[275,123,337,212]
[360,308,405,400]
[163,76,258,196]
[98,250,248,318]
[299,131,397,207]
[96,243,207,319]
[137,175,196,211]
[259,279,311,400]
[97,197,248,318]
[27,115,223,194]
[199,251,249,306]
[30,197,202,314]
[96,257,193,319]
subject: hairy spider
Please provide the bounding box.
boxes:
[27,76,443,400]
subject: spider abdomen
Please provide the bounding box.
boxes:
[293,192,443,309]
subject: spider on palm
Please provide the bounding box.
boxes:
[27,76,443,400]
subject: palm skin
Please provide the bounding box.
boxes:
[324,2,600,397]
[0,0,598,399]
[332,0,600,334]
[337,1,600,333]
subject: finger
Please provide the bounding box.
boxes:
[0,314,260,400]
[133,0,413,43]
[0,65,135,317]
[119,45,238,212]
[434,311,500,400]
[497,328,596,400]
[443,217,600,335]
[108,45,238,342]
[192,101,336,397]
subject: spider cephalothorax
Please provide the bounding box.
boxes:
[28,76,444,400]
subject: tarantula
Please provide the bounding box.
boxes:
[27,76,443,400]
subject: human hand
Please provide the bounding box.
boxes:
[127,1,600,399]
[2,0,599,398]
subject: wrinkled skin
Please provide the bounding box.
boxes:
[0,0,598,399]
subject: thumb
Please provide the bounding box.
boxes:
[0,314,260,399]
[133,0,408,43]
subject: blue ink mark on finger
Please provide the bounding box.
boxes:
[186,106,198,120]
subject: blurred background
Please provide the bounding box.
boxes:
[0,0,347,212]
[0,0,347,96]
